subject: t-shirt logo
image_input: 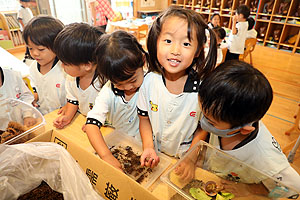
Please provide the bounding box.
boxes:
[150,100,158,112]
[15,87,21,99]
[190,111,196,117]
[56,83,61,88]
[89,103,94,110]
[271,137,282,152]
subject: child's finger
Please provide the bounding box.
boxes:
[140,155,146,167]
[151,157,159,168]
[57,109,63,114]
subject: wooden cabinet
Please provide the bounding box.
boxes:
[0,11,24,49]
[170,0,300,54]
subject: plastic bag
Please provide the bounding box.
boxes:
[0,142,104,200]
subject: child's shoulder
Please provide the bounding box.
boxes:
[237,21,249,29]
[2,67,22,79]
[144,71,161,81]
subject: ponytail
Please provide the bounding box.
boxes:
[198,27,217,80]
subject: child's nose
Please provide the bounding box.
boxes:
[171,43,180,56]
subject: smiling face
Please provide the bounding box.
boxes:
[27,38,56,68]
[156,16,199,78]
[211,15,220,27]
[112,67,144,95]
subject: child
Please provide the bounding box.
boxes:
[208,13,221,29]
[225,5,249,61]
[0,66,36,130]
[213,26,226,65]
[198,60,300,198]
[23,16,67,115]
[85,30,148,171]
[53,23,104,129]
[137,6,217,168]
[247,17,257,39]
[205,26,226,65]
[18,0,34,63]
[17,0,33,30]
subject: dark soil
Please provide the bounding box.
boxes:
[17,181,64,200]
[111,145,153,184]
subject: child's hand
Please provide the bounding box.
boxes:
[57,105,67,115]
[32,100,39,108]
[24,117,37,127]
[82,124,86,132]
[140,148,160,168]
[102,153,123,172]
[174,158,196,182]
[53,115,71,129]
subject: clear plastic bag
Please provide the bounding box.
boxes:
[0,142,104,200]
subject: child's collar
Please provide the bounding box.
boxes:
[161,68,200,93]
[218,121,259,150]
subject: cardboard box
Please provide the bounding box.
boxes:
[160,140,299,200]
[1,98,45,144]
[28,130,160,200]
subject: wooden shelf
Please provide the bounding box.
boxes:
[169,0,300,54]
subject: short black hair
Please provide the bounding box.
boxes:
[212,26,226,40]
[53,23,103,65]
[247,17,255,30]
[20,0,30,2]
[236,5,250,19]
[23,16,64,52]
[210,13,220,21]
[95,30,148,85]
[198,60,273,128]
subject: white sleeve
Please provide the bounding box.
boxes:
[15,71,34,105]
[86,81,112,125]
[65,76,77,101]
[137,77,148,116]
[17,9,23,19]
[17,72,34,118]
[263,166,300,198]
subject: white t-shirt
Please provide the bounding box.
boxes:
[17,6,33,29]
[86,81,140,139]
[206,121,300,197]
[65,75,101,116]
[0,67,34,130]
[247,29,258,39]
[137,71,201,157]
[228,21,249,54]
[29,59,67,115]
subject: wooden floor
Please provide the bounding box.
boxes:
[10,45,300,197]
[244,45,300,174]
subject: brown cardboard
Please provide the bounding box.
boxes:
[28,130,159,200]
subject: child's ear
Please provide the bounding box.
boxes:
[240,125,255,135]
[84,62,94,71]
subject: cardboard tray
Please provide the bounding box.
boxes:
[0,98,45,144]
[160,140,299,200]
[104,130,172,189]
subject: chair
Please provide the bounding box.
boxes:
[239,38,257,65]
[283,104,300,163]
[128,24,148,49]
[136,24,148,42]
